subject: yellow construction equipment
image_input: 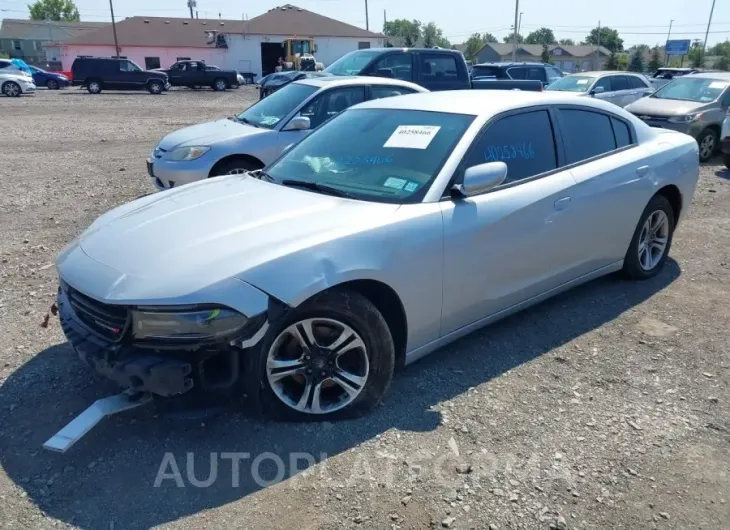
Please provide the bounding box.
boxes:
[276,37,324,72]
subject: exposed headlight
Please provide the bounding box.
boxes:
[167,146,211,161]
[132,306,248,340]
[668,113,702,123]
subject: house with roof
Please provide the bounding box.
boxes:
[57,4,384,77]
[476,43,612,73]
[0,18,108,69]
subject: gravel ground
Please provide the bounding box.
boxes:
[0,88,729,530]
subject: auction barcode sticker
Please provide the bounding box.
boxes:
[384,125,441,149]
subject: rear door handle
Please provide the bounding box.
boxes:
[554,197,571,211]
[636,165,650,177]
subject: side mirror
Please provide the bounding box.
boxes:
[376,68,393,78]
[452,162,508,198]
[283,116,311,131]
[590,85,605,96]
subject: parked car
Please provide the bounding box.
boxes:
[71,56,170,94]
[28,65,70,90]
[546,71,654,107]
[0,71,36,97]
[326,48,472,91]
[648,67,711,91]
[470,61,563,88]
[156,60,238,91]
[0,58,33,79]
[57,90,698,419]
[147,76,427,189]
[625,72,730,162]
[720,112,730,169]
[259,71,329,99]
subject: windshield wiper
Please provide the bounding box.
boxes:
[231,115,258,127]
[281,179,356,199]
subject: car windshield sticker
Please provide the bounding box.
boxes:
[383,177,407,190]
[484,142,535,162]
[576,79,589,85]
[334,155,394,166]
[384,125,441,149]
[709,81,729,89]
[404,181,419,193]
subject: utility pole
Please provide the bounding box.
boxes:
[511,0,520,61]
[187,0,196,19]
[517,12,523,39]
[595,20,601,70]
[365,0,369,31]
[701,0,716,64]
[664,19,673,66]
[108,0,120,57]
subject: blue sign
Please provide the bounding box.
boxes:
[665,39,691,56]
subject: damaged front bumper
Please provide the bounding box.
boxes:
[56,284,269,397]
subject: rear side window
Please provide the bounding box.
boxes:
[371,85,417,99]
[507,67,546,82]
[629,75,649,89]
[611,75,631,91]
[420,54,458,80]
[465,110,558,185]
[372,53,413,82]
[471,65,504,79]
[611,118,632,148]
[559,109,617,163]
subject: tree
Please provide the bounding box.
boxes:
[715,55,730,71]
[462,32,497,62]
[688,39,705,68]
[617,53,629,70]
[503,32,524,44]
[605,51,618,70]
[541,43,551,64]
[525,27,556,46]
[628,50,644,72]
[584,26,623,53]
[558,38,575,46]
[647,46,662,73]
[28,0,80,21]
[708,40,730,57]
[383,19,421,47]
[422,22,450,48]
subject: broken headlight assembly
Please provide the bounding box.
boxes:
[132,306,249,341]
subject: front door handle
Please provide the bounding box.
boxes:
[554,196,571,211]
[636,165,650,177]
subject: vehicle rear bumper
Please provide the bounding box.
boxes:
[146,157,210,190]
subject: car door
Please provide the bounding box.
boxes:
[440,108,585,335]
[366,52,414,83]
[589,76,615,104]
[167,62,185,85]
[628,75,654,104]
[276,86,366,155]
[610,75,633,107]
[417,53,462,91]
[118,60,144,89]
[555,106,653,268]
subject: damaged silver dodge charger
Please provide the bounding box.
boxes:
[55,91,699,422]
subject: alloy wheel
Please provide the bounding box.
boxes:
[638,210,669,271]
[215,80,226,91]
[89,82,100,93]
[3,82,20,97]
[266,318,369,415]
[699,133,715,161]
[225,168,250,175]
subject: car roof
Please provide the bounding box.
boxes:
[474,62,548,67]
[294,75,426,91]
[355,89,625,116]
[356,47,460,54]
[686,72,730,80]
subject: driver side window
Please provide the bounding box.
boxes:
[297,87,366,129]
[119,61,139,73]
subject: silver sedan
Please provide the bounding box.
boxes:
[146,76,427,190]
[57,91,698,420]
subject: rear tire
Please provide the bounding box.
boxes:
[243,289,395,421]
[147,80,163,94]
[213,78,227,91]
[622,194,675,280]
[697,129,717,163]
[86,79,102,94]
[209,158,262,177]
[46,79,59,90]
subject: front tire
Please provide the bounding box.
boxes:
[148,80,163,94]
[46,79,59,90]
[622,194,675,280]
[697,129,717,163]
[2,81,21,97]
[209,158,262,177]
[244,289,395,421]
[87,79,102,94]
[213,78,227,91]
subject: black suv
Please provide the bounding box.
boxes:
[71,56,170,94]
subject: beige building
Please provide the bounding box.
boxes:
[476,43,612,72]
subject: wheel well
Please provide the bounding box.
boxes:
[655,185,682,224]
[208,154,264,177]
[338,280,408,370]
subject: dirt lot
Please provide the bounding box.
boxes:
[0,88,728,530]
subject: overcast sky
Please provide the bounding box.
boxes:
[1,0,728,48]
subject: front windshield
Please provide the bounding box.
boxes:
[292,40,311,55]
[546,76,595,92]
[652,77,729,102]
[237,82,318,129]
[266,108,475,204]
[325,50,381,76]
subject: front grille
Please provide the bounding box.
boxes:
[66,286,129,341]
[635,114,669,122]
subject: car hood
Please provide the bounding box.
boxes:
[74,175,398,296]
[157,119,268,150]
[625,97,706,117]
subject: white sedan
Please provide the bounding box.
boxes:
[1,71,36,97]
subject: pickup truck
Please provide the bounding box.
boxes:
[258,48,542,98]
[157,60,238,91]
